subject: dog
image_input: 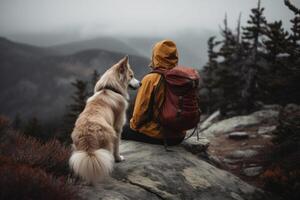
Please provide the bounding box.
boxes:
[69,56,140,184]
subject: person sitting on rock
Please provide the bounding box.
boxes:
[122,40,186,146]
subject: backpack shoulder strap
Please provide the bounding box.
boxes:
[148,69,170,151]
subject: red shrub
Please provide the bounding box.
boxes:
[261,165,300,200]
[0,156,79,200]
[0,133,71,176]
[0,115,10,132]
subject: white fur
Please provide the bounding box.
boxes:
[86,91,102,103]
[129,78,140,89]
[69,149,114,184]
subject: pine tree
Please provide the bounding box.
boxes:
[89,69,100,95]
[69,80,88,116]
[284,0,300,60]
[13,113,22,131]
[203,36,220,113]
[242,0,267,61]
[263,21,290,65]
[236,13,242,44]
[218,14,239,63]
[236,13,248,59]
[24,117,42,138]
[241,0,267,111]
[61,79,88,143]
[207,37,220,67]
[215,14,246,114]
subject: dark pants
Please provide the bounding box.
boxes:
[121,125,184,146]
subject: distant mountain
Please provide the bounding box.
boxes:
[47,32,211,68]
[48,36,140,56]
[0,37,150,122]
[7,29,214,69]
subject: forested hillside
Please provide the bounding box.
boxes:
[200,0,299,116]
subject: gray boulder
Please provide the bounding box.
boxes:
[243,167,263,177]
[81,141,272,200]
[228,132,249,140]
[182,137,210,153]
[227,149,258,159]
[261,104,283,111]
[199,110,221,131]
[201,110,280,138]
[257,126,277,135]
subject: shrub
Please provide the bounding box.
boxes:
[261,165,300,200]
[262,104,300,200]
[0,156,79,200]
[0,115,11,133]
[0,133,71,177]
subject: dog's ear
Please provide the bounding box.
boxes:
[117,55,129,74]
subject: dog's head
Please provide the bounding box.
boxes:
[94,56,141,97]
[114,56,141,90]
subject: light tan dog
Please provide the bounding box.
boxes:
[69,56,140,184]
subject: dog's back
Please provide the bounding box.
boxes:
[69,56,140,184]
[69,90,127,184]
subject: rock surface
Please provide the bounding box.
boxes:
[198,110,221,131]
[228,132,249,140]
[243,167,263,177]
[182,137,210,153]
[227,149,258,159]
[201,109,280,138]
[257,126,277,135]
[81,141,272,200]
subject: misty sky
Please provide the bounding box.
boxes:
[0,0,299,67]
[0,0,298,42]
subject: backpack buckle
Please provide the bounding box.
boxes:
[176,109,182,118]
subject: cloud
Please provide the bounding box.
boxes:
[0,0,298,40]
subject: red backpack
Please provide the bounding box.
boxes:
[152,66,201,132]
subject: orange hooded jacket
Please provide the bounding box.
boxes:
[130,40,186,139]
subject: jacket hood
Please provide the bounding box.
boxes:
[149,40,178,70]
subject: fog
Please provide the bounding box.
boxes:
[0,0,298,67]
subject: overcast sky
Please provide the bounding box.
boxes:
[0,0,298,43]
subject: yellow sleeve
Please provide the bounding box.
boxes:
[130,74,159,129]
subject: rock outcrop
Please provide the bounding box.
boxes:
[80,141,273,200]
[201,109,280,138]
[197,106,282,181]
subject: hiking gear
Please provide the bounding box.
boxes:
[152,66,201,132]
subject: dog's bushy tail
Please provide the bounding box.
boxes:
[69,149,114,184]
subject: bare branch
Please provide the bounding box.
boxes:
[284,0,300,15]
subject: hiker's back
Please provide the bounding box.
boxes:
[153,66,201,132]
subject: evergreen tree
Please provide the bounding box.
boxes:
[61,79,88,143]
[13,113,22,131]
[235,13,248,60]
[89,69,100,95]
[207,37,220,68]
[263,21,290,65]
[241,0,267,111]
[216,14,246,115]
[242,0,267,60]
[24,117,42,138]
[202,36,220,113]
[236,13,242,44]
[218,14,239,63]
[284,0,300,60]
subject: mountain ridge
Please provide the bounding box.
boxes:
[0,37,150,122]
